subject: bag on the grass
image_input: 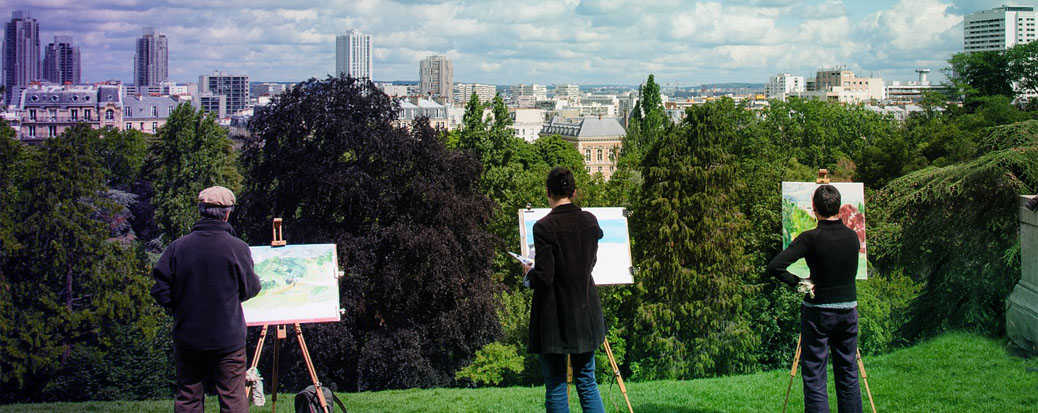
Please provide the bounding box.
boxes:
[294,385,347,413]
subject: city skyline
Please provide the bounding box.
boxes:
[1,0,1033,86]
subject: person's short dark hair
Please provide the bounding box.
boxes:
[198,203,233,220]
[813,185,841,218]
[546,167,576,199]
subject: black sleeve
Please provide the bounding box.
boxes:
[526,222,555,290]
[238,245,262,302]
[150,243,176,308]
[766,234,810,287]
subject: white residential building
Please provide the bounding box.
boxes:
[375,83,409,97]
[511,109,545,143]
[455,83,496,104]
[765,73,806,101]
[336,30,373,80]
[512,84,547,101]
[964,6,1036,52]
[798,69,885,104]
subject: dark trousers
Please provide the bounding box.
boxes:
[174,344,248,413]
[800,306,863,413]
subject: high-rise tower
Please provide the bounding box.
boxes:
[336,30,372,80]
[134,27,168,87]
[3,11,40,105]
[419,55,453,100]
[43,36,81,85]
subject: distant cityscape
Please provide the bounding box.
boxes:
[2,5,1036,178]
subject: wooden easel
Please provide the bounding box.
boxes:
[782,170,876,413]
[562,339,633,413]
[245,218,331,413]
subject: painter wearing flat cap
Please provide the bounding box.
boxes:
[151,185,261,412]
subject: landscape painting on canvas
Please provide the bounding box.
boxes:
[519,207,633,285]
[781,182,868,280]
[242,244,341,326]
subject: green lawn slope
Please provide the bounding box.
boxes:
[2,332,1035,412]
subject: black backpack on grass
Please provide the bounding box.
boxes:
[294,385,347,413]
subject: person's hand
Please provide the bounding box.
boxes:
[521,262,532,274]
[797,279,815,299]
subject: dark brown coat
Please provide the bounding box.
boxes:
[527,203,606,354]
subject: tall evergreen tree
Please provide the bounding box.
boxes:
[628,101,758,379]
[0,125,153,400]
[152,104,242,242]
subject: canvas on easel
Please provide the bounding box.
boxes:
[518,207,634,285]
[781,181,868,280]
[242,244,341,326]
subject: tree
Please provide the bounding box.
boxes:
[0,125,155,401]
[946,50,1015,102]
[490,93,512,131]
[627,100,758,379]
[872,140,1038,340]
[237,76,501,391]
[152,103,242,243]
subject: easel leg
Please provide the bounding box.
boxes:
[856,349,877,413]
[565,354,572,404]
[272,325,285,413]
[783,334,803,413]
[295,323,330,413]
[245,325,269,399]
[603,338,634,413]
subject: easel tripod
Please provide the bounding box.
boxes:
[244,218,332,413]
[781,170,876,413]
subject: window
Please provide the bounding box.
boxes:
[609,148,615,161]
[71,109,78,120]
[168,105,174,114]
[126,123,132,130]
[140,122,145,130]
[27,125,35,137]
[585,149,591,161]
[105,109,114,120]
[597,149,603,161]
[28,109,36,121]
[598,166,602,173]
[84,109,91,120]
[49,109,57,121]
[48,126,57,137]
[152,122,158,131]
[151,106,158,117]
[124,107,131,117]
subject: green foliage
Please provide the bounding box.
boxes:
[946,50,1015,100]
[872,140,1038,340]
[0,125,159,401]
[96,128,150,188]
[490,94,512,130]
[628,99,757,379]
[855,270,920,355]
[454,342,525,386]
[152,103,242,242]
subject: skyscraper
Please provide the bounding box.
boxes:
[4,11,40,105]
[43,36,81,85]
[336,30,372,80]
[134,27,168,87]
[964,6,1036,52]
[419,55,452,100]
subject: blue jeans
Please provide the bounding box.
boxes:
[540,352,604,413]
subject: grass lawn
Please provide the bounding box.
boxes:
[2,332,1035,412]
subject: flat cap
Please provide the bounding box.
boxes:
[198,186,236,207]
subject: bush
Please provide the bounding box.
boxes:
[454,342,525,386]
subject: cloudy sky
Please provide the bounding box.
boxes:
[3,0,1031,85]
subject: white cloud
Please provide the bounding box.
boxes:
[6,0,971,85]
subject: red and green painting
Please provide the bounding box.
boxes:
[781,182,867,280]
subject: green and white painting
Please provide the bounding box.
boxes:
[781,182,868,280]
[242,244,341,326]
[519,207,634,285]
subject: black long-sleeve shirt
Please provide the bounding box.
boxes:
[151,219,262,352]
[767,219,860,305]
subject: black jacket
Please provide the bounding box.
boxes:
[527,203,606,354]
[766,219,860,304]
[151,219,262,352]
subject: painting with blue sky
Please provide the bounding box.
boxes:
[519,207,633,285]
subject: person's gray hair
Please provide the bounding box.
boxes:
[198,203,233,220]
